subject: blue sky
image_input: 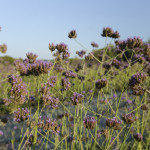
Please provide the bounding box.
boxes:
[0,0,150,60]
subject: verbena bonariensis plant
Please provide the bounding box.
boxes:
[0,43,7,54]
[95,79,107,89]
[3,74,28,105]
[106,117,122,130]
[26,52,38,63]
[1,27,150,150]
[83,115,96,130]
[14,108,29,123]
[0,27,7,54]
[61,77,71,91]
[71,92,84,105]
[14,53,53,76]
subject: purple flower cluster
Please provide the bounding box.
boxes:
[15,59,53,76]
[133,133,143,142]
[38,116,61,134]
[62,70,77,78]
[3,75,28,105]
[26,134,34,147]
[91,42,99,48]
[106,117,122,130]
[85,53,94,61]
[61,77,71,90]
[47,76,57,87]
[26,52,38,63]
[101,27,120,39]
[115,37,143,50]
[122,113,137,124]
[132,54,146,64]
[14,108,29,123]
[42,95,59,108]
[129,72,147,87]
[68,30,77,39]
[54,64,64,72]
[112,59,122,69]
[95,79,107,89]
[49,42,70,60]
[83,115,96,130]
[0,43,7,53]
[49,43,56,52]
[71,92,84,105]
[76,50,86,58]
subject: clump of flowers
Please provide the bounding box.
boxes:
[61,77,71,90]
[133,133,143,142]
[62,70,77,78]
[95,79,107,89]
[26,134,34,147]
[112,59,122,69]
[91,42,99,48]
[122,113,137,124]
[106,117,122,130]
[129,72,146,86]
[0,43,7,53]
[3,75,28,105]
[14,108,29,123]
[50,42,70,60]
[14,54,53,76]
[68,30,77,39]
[71,92,84,105]
[47,76,57,88]
[54,64,64,72]
[83,115,96,130]
[49,43,56,52]
[85,53,94,61]
[76,50,86,58]
[129,72,147,96]
[38,117,61,134]
[26,52,38,63]
[101,27,120,39]
[42,95,59,108]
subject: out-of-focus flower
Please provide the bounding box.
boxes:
[129,72,147,87]
[0,43,7,53]
[0,130,3,136]
[14,108,29,123]
[76,50,86,58]
[91,42,99,48]
[61,77,71,90]
[62,70,77,78]
[42,95,59,108]
[101,27,120,39]
[56,43,68,53]
[49,43,56,52]
[83,115,96,130]
[122,113,137,124]
[95,79,107,89]
[106,117,122,130]
[68,30,77,39]
[133,133,143,142]
[43,117,61,134]
[4,75,28,105]
[26,52,38,63]
[71,92,84,105]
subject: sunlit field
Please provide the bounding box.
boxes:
[0,28,150,150]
